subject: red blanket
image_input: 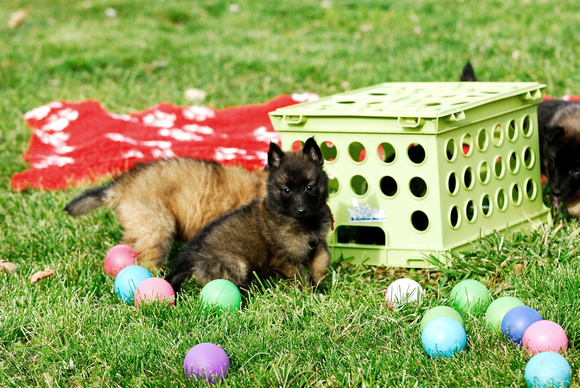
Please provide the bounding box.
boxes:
[10,93,318,191]
[11,93,580,192]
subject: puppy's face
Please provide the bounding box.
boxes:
[543,126,580,198]
[267,139,329,218]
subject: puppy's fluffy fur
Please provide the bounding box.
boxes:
[165,138,332,292]
[537,100,580,216]
[65,159,267,269]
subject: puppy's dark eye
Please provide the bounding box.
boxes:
[282,187,291,195]
[570,168,580,177]
[306,184,314,191]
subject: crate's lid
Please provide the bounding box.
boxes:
[270,82,545,119]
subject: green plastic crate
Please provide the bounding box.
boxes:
[269,82,552,267]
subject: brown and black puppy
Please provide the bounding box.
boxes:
[165,137,332,292]
[537,100,580,216]
[65,159,267,269]
[459,61,580,216]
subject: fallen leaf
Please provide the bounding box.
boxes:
[30,269,54,284]
[8,9,28,29]
[184,88,207,103]
[0,260,19,273]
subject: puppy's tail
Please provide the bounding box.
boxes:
[64,185,112,216]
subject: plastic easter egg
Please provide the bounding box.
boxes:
[420,306,464,332]
[200,279,242,311]
[183,343,229,384]
[104,244,137,277]
[501,306,543,345]
[450,279,491,315]
[114,265,152,304]
[524,352,571,388]
[421,316,466,358]
[134,277,175,308]
[484,296,524,331]
[385,278,425,307]
[523,320,568,356]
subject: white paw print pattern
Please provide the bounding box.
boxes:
[142,110,176,128]
[214,147,248,161]
[182,106,216,121]
[29,105,79,155]
[253,126,279,143]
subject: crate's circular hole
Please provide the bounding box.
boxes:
[350,175,369,196]
[291,140,304,152]
[494,156,505,179]
[508,151,520,174]
[466,200,476,222]
[481,194,492,217]
[462,133,473,156]
[492,124,503,147]
[377,142,396,164]
[496,188,508,211]
[349,141,367,163]
[449,206,460,229]
[445,139,457,161]
[320,141,337,162]
[328,174,340,195]
[511,183,522,205]
[408,143,426,164]
[523,146,535,169]
[410,177,427,198]
[477,128,489,151]
[447,172,458,195]
[522,115,533,137]
[463,166,474,189]
[380,176,398,197]
[478,161,490,184]
[411,210,429,232]
[525,178,538,200]
[507,119,518,142]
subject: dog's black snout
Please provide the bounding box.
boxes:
[296,208,307,216]
[551,187,562,197]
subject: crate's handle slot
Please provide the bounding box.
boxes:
[398,117,424,128]
[282,115,307,125]
[522,89,543,101]
[448,111,466,122]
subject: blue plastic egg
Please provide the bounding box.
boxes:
[114,265,153,304]
[524,352,571,388]
[421,316,467,358]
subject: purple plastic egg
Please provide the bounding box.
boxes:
[183,343,229,384]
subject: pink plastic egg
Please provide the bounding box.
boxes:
[522,320,568,356]
[134,277,175,308]
[104,244,138,277]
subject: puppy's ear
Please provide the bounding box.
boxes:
[268,142,285,170]
[544,125,565,145]
[460,61,477,82]
[303,137,324,166]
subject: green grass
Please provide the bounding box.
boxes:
[1,0,580,386]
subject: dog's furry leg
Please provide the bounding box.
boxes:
[309,243,331,288]
[165,253,198,293]
[272,261,308,289]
